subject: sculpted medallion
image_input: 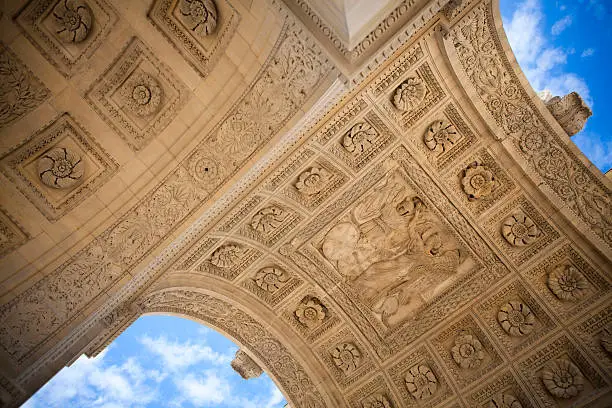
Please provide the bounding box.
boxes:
[51,0,93,43]
[321,169,472,327]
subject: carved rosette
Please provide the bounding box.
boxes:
[250,206,286,233]
[120,73,163,117]
[230,349,263,379]
[461,163,495,200]
[209,244,242,268]
[497,300,535,337]
[488,394,523,408]
[37,146,84,189]
[393,77,426,112]
[404,364,437,400]
[294,297,326,328]
[545,92,592,136]
[451,331,484,369]
[295,167,330,196]
[253,266,288,293]
[424,119,459,153]
[542,359,584,399]
[52,0,93,43]
[342,122,377,154]
[178,0,218,36]
[501,212,540,247]
[331,343,361,374]
[361,393,391,408]
[547,264,588,301]
[187,150,222,189]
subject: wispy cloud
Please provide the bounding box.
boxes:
[581,48,595,58]
[139,334,234,371]
[551,15,572,35]
[174,371,231,406]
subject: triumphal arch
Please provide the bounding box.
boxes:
[0,0,610,406]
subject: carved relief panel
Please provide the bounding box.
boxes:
[0,207,30,258]
[0,113,119,220]
[149,0,240,78]
[86,37,190,151]
[15,0,118,78]
[195,240,261,280]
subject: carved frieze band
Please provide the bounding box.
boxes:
[448,1,612,247]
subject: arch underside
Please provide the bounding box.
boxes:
[0,0,610,407]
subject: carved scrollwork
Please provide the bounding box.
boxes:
[393,77,426,112]
[361,393,392,408]
[295,167,330,196]
[488,394,523,408]
[404,364,437,400]
[52,0,93,43]
[501,212,540,247]
[294,296,326,328]
[209,244,242,268]
[342,122,377,154]
[37,146,84,189]
[542,358,584,399]
[331,342,361,374]
[424,119,459,153]
[451,331,484,369]
[547,264,588,301]
[178,0,218,37]
[461,163,495,200]
[120,73,163,117]
[253,266,288,293]
[250,206,287,233]
[497,300,535,337]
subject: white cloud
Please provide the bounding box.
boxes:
[581,48,595,58]
[504,0,591,105]
[139,334,233,371]
[551,15,572,35]
[572,130,612,172]
[175,371,231,406]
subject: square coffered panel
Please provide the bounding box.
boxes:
[148,0,241,78]
[14,0,118,78]
[0,207,30,258]
[86,37,190,152]
[0,113,119,221]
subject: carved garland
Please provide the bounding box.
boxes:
[449,2,611,247]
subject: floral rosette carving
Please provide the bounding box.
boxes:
[178,0,218,36]
[497,300,535,337]
[404,364,437,400]
[294,297,326,328]
[451,331,485,369]
[542,359,584,399]
[37,146,84,189]
[295,167,330,196]
[461,163,495,200]
[488,394,523,408]
[547,264,588,301]
[424,119,459,153]
[331,342,361,374]
[501,212,540,247]
[342,122,377,154]
[187,150,222,190]
[250,206,287,233]
[120,73,163,117]
[393,77,426,112]
[209,244,242,268]
[253,267,288,293]
[52,0,93,43]
[362,393,391,408]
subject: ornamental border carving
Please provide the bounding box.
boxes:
[0,206,30,258]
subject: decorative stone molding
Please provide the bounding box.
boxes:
[15,0,118,78]
[0,113,118,221]
[545,92,592,136]
[86,37,189,152]
[149,0,239,78]
[230,349,262,379]
[0,207,30,258]
[0,43,50,129]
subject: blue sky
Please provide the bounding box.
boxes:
[23,315,286,408]
[21,1,610,407]
[500,0,612,173]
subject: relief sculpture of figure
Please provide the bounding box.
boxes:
[322,171,467,326]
